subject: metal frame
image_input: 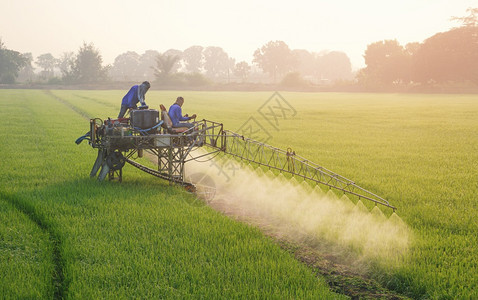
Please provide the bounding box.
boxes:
[87,117,396,211]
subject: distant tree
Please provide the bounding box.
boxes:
[182,72,209,86]
[163,49,183,73]
[110,51,140,81]
[226,57,236,83]
[359,40,411,87]
[57,52,75,81]
[70,42,108,83]
[451,7,478,27]
[253,40,295,83]
[36,53,56,78]
[154,53,180,83]
[136,50,160,80]
[412,26,478,84]
[0,39,27,83]
[183,45,203,73]
[203,46,230,79]
[290,49,352,84]
[17,52,35,82]
[280,72,308,87]
[292,49,315,78]
[234,61,251,82]
[405,42,421,56]
[316,51,353,82]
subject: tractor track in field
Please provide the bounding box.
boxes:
[0,92,76,298]
[2,90,98,298]
[1,191,67,299]
[44,90,92,120]
[72,93,118,110]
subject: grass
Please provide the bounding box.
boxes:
[1,89,477,298]
[0,196,54,298]
[0,89,345,299]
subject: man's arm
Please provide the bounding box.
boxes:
[178,110,190,121]
[137,86,146,106]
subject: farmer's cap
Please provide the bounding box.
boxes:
[141,81,150,89]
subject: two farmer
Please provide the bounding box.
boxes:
[118,82,196,129]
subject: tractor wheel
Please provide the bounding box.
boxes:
[106,150,126,171]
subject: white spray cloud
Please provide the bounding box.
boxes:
[185,149,411,269]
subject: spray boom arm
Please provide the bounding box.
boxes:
[205,129,396,211]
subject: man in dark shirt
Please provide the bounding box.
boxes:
[118,81,150,118]
[168,96,196,129]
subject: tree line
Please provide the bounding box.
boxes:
[0,41,353,86]
[1,8,476,91]
[358,8,478,90]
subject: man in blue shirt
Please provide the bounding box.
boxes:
[118,81,150,118]
[168,96,196,129]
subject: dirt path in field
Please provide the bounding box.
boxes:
[288,244,409,299]
[208,198,409,300]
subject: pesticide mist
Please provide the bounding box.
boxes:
[185,150,411,270]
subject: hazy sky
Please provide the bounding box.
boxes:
[1,0,475,70]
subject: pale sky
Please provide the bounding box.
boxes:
[0,0,475,70]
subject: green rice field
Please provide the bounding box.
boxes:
[0,89,477,299]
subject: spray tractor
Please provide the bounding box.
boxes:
[77,106,396,212]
